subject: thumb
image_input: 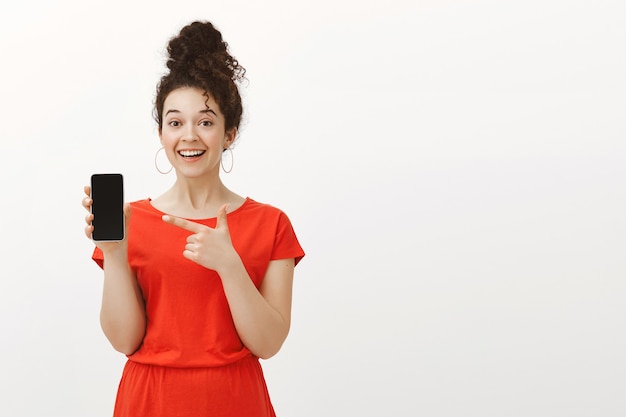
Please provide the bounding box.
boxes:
[123,203,132,220]
[123,203,132,233]
[124,203,132,217]
[216,204,229,230]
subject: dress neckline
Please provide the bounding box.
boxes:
[145,197,252,221]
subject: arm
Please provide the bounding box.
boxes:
[83,186,146,355]
[99,247,146,355]
[162,206,295,359]
[218,257,294,359]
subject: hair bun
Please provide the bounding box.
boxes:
[165,21,245,83]
[154,20,246,132]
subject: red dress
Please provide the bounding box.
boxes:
[92,198,305,417]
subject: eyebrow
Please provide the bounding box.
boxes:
[164,108,217,117]
[200,108,217,116]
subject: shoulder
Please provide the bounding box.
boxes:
[241,199,305,265]
[238,198,293,223]
[129,198,152,208]
[128,198,158,214]
[126,199,163,226]
[238,198,301,238]
[241,198,283,215]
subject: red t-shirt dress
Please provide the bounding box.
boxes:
[92,198,305,417]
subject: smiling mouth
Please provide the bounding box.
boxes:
[178,150,206,158]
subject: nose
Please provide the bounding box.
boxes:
[181,124,198,141]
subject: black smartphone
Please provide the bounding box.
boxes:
[90,173,125,241]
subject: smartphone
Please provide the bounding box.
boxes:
[90,173,125,241]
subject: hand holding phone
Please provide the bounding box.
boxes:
[90,174,125,241]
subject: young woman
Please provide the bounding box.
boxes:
[82,20,304,416]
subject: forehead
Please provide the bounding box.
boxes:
[163,87,223,116]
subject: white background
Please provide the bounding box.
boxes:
[1,0,625,416]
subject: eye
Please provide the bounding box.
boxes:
[168,120,181,127]
[200,120,213,127]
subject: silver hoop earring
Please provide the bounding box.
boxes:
[155,147,173,174]
[221,148,234,173]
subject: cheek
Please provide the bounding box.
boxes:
[160,132,176,147]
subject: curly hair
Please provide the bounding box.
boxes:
[154,21,246,133]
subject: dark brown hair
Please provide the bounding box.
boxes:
[154,21,246,133]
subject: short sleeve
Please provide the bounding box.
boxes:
[92,247,104,269]
[272,211,305,266]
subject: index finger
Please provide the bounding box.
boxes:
[162,214,206,233]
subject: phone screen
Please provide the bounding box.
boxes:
[91,174,124,241]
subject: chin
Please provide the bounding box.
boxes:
[176,167,217,179]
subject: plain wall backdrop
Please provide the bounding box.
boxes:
[1,0,625,416]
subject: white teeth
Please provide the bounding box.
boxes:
[179,150,205,157]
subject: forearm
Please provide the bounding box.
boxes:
[218,261,290,359]
[100,250,146,355]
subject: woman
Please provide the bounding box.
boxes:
[82,20,304,416]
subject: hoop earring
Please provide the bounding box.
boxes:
[155,147,173,174]
[221,148,234,173]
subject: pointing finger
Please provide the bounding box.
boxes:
[162,214,206,233]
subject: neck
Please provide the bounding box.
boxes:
[167,173,233,214]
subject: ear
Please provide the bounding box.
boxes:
[226,128,237,145]
[224,128,237,148]
[158,128,163,145]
